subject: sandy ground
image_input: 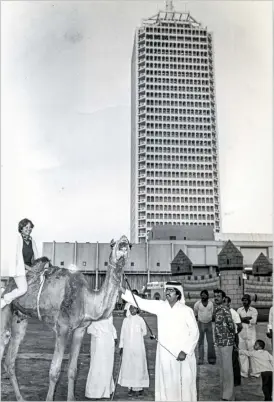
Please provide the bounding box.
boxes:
[1,315,271,401]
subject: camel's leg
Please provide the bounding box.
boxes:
[67,326,86,401]
[46,324,69,401]
[4,314,28,401]
[1,305,13,361]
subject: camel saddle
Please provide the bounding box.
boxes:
[3,257,52,320]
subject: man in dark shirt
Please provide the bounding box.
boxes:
[214,289,235,401]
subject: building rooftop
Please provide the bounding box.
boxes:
[215,233,273,242]
[142,11,201,27]
[148,225,215,241]
[141,1,202,27]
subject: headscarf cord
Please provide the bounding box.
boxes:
[123,274,177,359]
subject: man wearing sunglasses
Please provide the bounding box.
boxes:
[120,281,199,401]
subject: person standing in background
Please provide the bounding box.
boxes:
[214,289,235,401]
[194,289,216,365]
[237,294,258,378]
[224,296,243,387]
[266,306,273,348]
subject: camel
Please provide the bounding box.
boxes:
[1,235,130,401]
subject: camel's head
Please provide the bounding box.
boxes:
[109,235,131,267]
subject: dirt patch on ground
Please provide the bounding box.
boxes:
[1,316,270,401]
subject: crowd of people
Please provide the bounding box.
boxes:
[0,218,272,401]
[86,285,273,402]
[84,284,272,402]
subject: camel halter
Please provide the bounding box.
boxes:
[37,269,49,320]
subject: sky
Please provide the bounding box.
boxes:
[1,0,273,254]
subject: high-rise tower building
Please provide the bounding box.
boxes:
[130,1,221,243]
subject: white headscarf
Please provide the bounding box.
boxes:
[165,282,185,304]
[124,302,131,317]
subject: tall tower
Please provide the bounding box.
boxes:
[130,1,221,244]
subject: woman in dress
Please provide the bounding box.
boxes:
[1,218,39,308]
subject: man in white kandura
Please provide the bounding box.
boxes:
[120,281,199,401]
[85,315,117,400]
[237,294,258,378]
[266,306,273,347]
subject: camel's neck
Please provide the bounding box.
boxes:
[85,261,123,321]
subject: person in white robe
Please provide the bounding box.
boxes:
[118,305,149,396]
[120,281,199,402]
[266,306,273,347]
[85,315,117,399]
[237,294,258,378]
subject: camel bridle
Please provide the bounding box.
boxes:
[36,268,49,320]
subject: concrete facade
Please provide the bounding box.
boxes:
[43,239,273,273]
[148,224,214,241]
[35,236,273,312]
[130,4,221,243]
[245,276,272,308]
[219,270,243,308]
[43,237,272,299]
